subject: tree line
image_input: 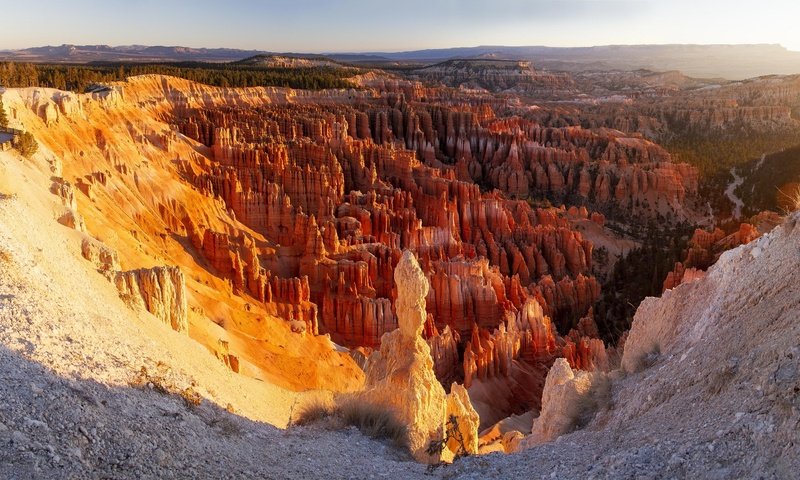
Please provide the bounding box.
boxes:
[0,62,359,92]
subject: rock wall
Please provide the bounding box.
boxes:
[114,266,188,333]
[519,358,604,449]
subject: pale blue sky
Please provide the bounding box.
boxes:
[1,0,799,52]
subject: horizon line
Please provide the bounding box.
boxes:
[1,42,795,55]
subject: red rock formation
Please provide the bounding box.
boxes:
[461,299,609,428]
[425,317,461,388]
[155,76,698,423]
[663,221,763,291]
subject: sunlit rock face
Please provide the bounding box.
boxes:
[115,266,188,333]
[361,250,479,463]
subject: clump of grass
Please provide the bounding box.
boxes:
[572,374,612,431]
[292,394,407,448]
[293,398,338,426]
[777,184,800,214]
[791,186,800,212]
[629,344,661,373]
[0,247,11,263]
[338,397,407,447]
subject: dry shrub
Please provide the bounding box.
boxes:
[338,397,407,447]
[573,374,612,431]
[629,343,661,374]
[0,247,10,263]
[777,183,800,213]
[293,397,337,426]
[292,394,407,448]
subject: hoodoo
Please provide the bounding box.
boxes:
[362,250,479,462]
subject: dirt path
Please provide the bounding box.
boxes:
[725,166,745,219]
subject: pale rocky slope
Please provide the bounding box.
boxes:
[449,211,800,478]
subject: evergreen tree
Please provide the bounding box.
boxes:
[14,132,38,158]
[0,97,7,128]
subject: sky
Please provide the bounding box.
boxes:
[1,0,799,52]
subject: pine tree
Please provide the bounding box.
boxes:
[0,97,8,128]
[14,132,37,158]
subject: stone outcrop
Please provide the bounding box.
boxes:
[80,237,120,279]
[519,358,604,449]
[114,266,188,333]
[445,383,480,456]
[361,251,479,463]
[361,251,448,463]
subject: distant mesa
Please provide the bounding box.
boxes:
[235,54,353,69]
[408,58,573,93]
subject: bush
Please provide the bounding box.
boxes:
[777,182,800,213]
[795,190,800,212]
[292,394,407,448]
[427,415,468,455]
[338,397,407,447]
[14,131,38,158]
[0,97,7,128]
[293,397,337,426]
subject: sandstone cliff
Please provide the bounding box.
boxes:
[114,266,189,333]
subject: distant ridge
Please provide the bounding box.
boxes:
[235,54,354,69]
[2,43,800,79]
[0,44,269,63]
[329,44,800,80]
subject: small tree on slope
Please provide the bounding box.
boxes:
[0,97,8,128]
[14,132,37,158]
